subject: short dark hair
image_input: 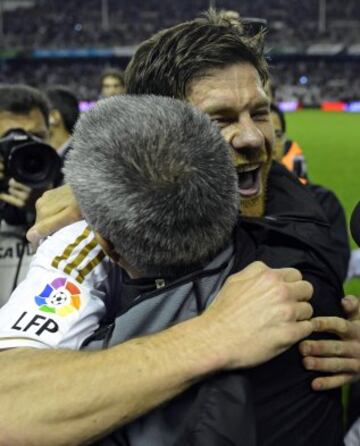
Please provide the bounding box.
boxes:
[65,95,239,277]
[0,84,50,126]
[100,68,125,86]
[270,103,286,134]
[125,9,268,99]
[46,86,79,134]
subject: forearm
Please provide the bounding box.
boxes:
[0,316,220,446]
[0,262,315,444]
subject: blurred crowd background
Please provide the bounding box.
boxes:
[1,0,360,104]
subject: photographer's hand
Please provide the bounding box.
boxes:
[0,178,32,209]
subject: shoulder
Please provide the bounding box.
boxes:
[306,183,344,210]
[0,221,115,350]
[35,220,111,287]
[266,161,328,222]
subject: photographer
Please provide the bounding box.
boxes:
[0,84,61,307]
[46,85,79,161]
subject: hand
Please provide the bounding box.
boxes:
[200,261,314,370]
[0,178,32,209]
[299,295,360,390]
[26,184,82,248]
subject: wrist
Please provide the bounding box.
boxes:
[167,315,229,377]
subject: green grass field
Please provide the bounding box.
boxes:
[286,110,360,296]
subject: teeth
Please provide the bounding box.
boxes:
[237,164,260,173]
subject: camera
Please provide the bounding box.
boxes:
[0,128,61,190]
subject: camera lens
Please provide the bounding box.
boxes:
[7,142,61,188]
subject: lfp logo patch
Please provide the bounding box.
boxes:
[35,278,81,317]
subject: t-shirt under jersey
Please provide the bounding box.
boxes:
[0,221,119,349]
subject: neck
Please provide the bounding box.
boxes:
[50,128,70,151]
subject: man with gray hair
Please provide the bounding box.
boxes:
[70,95,239,277]
[0,95,315,445]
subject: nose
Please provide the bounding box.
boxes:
[229,118,264,158]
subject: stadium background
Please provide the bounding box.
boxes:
[1,0,360,294]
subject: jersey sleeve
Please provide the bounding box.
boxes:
[0,221,109,350]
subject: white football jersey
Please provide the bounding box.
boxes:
[0,221,120,350]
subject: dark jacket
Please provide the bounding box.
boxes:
[238,162,344,445]
[307,183,350,282]
[92,162,344,446]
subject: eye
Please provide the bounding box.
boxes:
[211,116,233,129]
[252,109,270,121]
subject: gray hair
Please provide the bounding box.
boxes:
[65,95,239,276]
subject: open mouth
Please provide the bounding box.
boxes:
[236,164,262,197]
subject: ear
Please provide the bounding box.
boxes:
[49,109,62,127]
[94,232,142,278]
[94,233,120,263]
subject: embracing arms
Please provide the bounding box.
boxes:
[0,262,312,446]
[27,185,360,392]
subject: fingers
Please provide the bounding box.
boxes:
[0,178,32,208]
[311,374,356,391]
[227,264,303,285]
[303,356,360,375]
[0,192,26,208]
[300,339,353,357]
[286,280,313,302]
[341,295,360,320]
[295,302,314,321]
[311,316,354,337]
[8,178,31,193]
[34,189,65,223]
[26,208,75,248]
[289,320,313,344]
[273,267,302,283]
[8,180,31,201]
[25,228,42,249]
[300,319,360,391]
[300,339,360,359]
[226,261,269,282]
[26,185,82,248]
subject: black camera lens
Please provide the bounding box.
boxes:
[0,129,62,189]
[7,142,61,188]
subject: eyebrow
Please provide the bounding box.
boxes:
[253,99,270,109]
[204,105,236,115]
[203,100,270,116]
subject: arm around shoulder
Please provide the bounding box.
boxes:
[0,261,314,445]
[0,316,219,446]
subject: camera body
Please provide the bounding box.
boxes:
[0,128,61,191]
